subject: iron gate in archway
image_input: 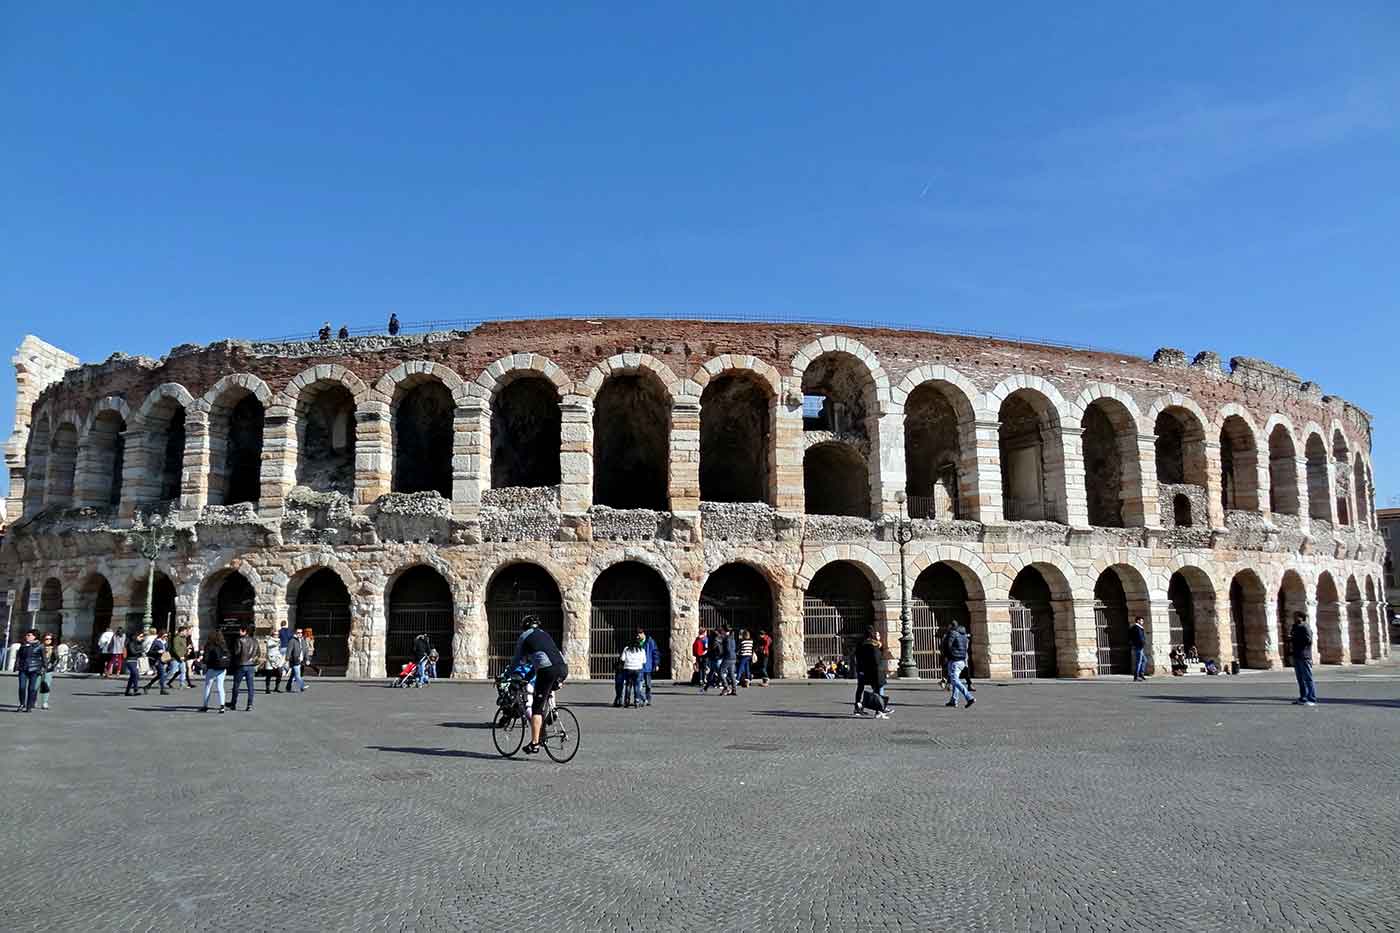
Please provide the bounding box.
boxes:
[1010,600,1056,678]
[386,602,454,678]
[589,601,670,679]
[487,602,564,679]
[802,597,869,669]
[1094,599,1131,675]
[910,600,969,678]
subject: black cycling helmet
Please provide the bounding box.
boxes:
[521,615,541,631]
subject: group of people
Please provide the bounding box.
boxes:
[317,313,401,341]
[612,629,660,707]
[11,630,59,712]
[690,627,772,695]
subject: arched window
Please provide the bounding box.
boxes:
[593,373,670,510]
[803,443,870,517]
[903,383,970,520]
[699,373,771,504]
[393,379,454,498]
[208,391,264,506]
[296,381,357,495]
[491,377,562,490]
[999,390,1065,522]
[1218,415,1259,512]
[1267,425,1299,516]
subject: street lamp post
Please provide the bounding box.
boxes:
[895,491,918,678]
[133,525,175,631]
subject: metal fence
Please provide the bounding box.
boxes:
[298,605,352,675]
[801,598,870,669]
[1094,600,1131,675]
[910,600,970,678]
[386,602,454,678]
[589,601,670,679]
[906,495,938,520]
[486,602,564,679]
[1010,601,1056,678]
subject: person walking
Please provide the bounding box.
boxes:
[736,630,754,687]
[257,634,281,694]
[637,628,659,706]
[691,629,708,689]
[388,312,400,336]
[719,627,738,696]
[144,630,171,695]
[14,630,43,712]
[200,630,230,713]
[38,632,60,710]
[108,628,127,678]
[413,631,433,687]
[1129,616,1149,681]
[283,629,307,693]
[227,623,258,711]
[169,625,193,688]
[302,627,317,678]
[854,626,890,718]
[755,630,772,686]
[1290,611,1317,706]
[278,622,295,656]
[97,626,114,679]
[704,629,723,692]
[941,621,975,710]
[124,630,148,696]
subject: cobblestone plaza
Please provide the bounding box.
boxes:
[5,670,1398,933]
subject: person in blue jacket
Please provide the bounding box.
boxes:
[1129,617,1149,681]
[637,628,660,707]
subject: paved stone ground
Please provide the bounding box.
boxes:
[4,666,1399,933]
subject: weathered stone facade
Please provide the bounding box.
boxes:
[1,319,1388,680]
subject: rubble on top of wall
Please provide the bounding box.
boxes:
[1229,357,1303,394]
[370,491,455,544]
[907,518,982,542]
[1223,510,1272,551]
[999,521,1071,545]
[1151,347,1190,368]
[700,501,780,541]
[803,514,875,541]
[1190,351,1225,376]
[590,506,665,541]
[481,485,559,511]
[1088,526,1149,548]
[240,330,474,360]
[200,503,260,526]
[285,486,355,523]
[1157,526,1214,550]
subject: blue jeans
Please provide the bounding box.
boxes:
[736,657,752,683]
[16,670,39,709]
[288,664,305,692]
[124,659,141,694]
[202,669,226,708]
[166,659,186,687]
[230,665,256,707]
[1132,647,1147,679]
[1294,658,1317,702]
[417,657,430,685]
[948,660,974,705]
[640,671,652,704]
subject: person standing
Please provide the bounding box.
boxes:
[691,629,708,689]
[144,630,171,695]
[388,312,400,336]
[704,629,723,692]
[108,628,127,678]
[14,630,43,712]
[413,631,433,687]
[1129,616,1149,681]
[97,627,114,679]
[941,622,975,710]
[169,626,192,688]
[638,628,659,707]
[337,324,349,339]
[1290,611,1317,706]
[735,630,754,687]
[619,637,646,707]
[227,623,258,711]
[719,627,738,696]
[302,628,317,678]
[200,630,230,713]
[755,630,772,686]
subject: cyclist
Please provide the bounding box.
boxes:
[510,616,568,755]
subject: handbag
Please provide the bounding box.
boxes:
[39,678,51,694]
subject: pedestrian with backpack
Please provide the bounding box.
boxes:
[941,622,975,710]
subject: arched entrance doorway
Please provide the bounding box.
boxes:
[1229,570,1268,668]
[36,578,64,639]
[1093,570,1132,675]
[207,572,255,643]
[1167,573,1196,652]
[291,568,352,675]
[1346,576,1365,662]
[1277,571,1308,666]
[386,566,454,677]
[911,563,969,678]
[700,564,775,652]
[486,563,564,678]
[1009,567,1058,678]
[590,563,671,679]
[1316,572,1343,664]
[803,562,874,670]
[80,574,114,659]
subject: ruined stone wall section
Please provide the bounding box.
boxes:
[4,336,80,522]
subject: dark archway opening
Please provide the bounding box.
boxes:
[699,374,770,504]
[590,562,670,679]
[47,424,79,508]
[211,573,254,643]
[903,384,965,520]
[1305,435,1330,522]
[1219,416,1259,512]
[1081,402,1126,528]
[1276,572,1307,667]
[89,411,126,508]
[297,383,356,495]
[37,578,64,639]
[1173,495,1192,527]
[211,394,265,506]
[157,405,187,504]
[700,564,775,655]
[91,578,114,657]
[803,562,874,670]
[1332,433,1352,526]
[803,443,869,517]
[1093,570,1132,675]
[1268,425,1299,516]
[1316,574,1343,663]
[294,569,351,675]
[1347,577,1365,662]
[393,380,454,498]
[594,374,670,510]
[1228,574,1267,669]
[912,563,970,678]
[1167,572,1196,652]
[486,563,564,678]
[1009,567,1057,678]
[386,566,454,677]
[999,391,1064,522]
[491,377,562,490]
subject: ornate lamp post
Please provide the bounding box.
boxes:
[132,524,176,631]
[894,490,918,678]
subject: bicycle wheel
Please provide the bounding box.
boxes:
[542,706,580,763]
[491,707,527,757]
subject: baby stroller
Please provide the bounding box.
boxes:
[392,660,422,688]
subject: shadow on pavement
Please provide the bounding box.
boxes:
[438,721,492,730]
[367,744,510,761]
[752,709,851,720]
[1146,695,1400,709]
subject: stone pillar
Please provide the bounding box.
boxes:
[671,600,697,683]
[5,464,25,523]
[1210,600,1236,668]
[561,588,591,677]
[453,400,487,520]
[982,599,1013,680]
[350,594,384,679]
[1131,433,1161,528]
[1321,460,1340,524]
[1293,457,1311,535]
[1059,426,1089,527]
[777,583,805,678]
[1304,598,1321,664]
[1147,602,1174,676]
[773,387,804,512]
[968,418,1004,523]
[182,409,210,517]
[451,597,485,678]
[260,411,294,517]
[1203,441,1226,528]
[559,394,592,514]
[118,427,153,520]
[355,401,391,505]
[873,405,904,520]
[669,396,701,513]
[1063,596,1097,677]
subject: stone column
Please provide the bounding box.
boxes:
[777,583,805,679]
[354,401,391,505]
[451,597,485,678]
[560,587,591,677]
[669,396,701,513]
[671,599,698,684]
[1147,602,1174,676]
[873,405,904,520]
[1063,595,1097,677]
[259,411,294,518]
[1059,426,1089,527]
[1203,441,1226,528]
[118,427,153,520]
[773,385,805,513]
[1131,433,1162,528]
[1293,457,1311,535]
[1210,600,1236,668]
[5,464,25,523]
[981,598,1013,680]
[1304,598,1321,664]
[559,394,592,515]
[453,400,487,520]
[968,418,1004,523]
[181,409,210,519]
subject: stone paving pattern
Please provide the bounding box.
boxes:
[4,668,1399,933]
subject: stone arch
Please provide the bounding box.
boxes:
[277,366,369,498]
[1264,416,1301,517]
[1227,568,1269,669]
[1345,574,1366,663]
[796,546,894,600]
[897,366,980,520]
[908,552,991,678]
[277,364,374,411]
[197,565,262,641]
[45,414,82,509]
[1330,427,1353,526]
[1364,576,1382,660]
[132,383,195,507]
[693,353,783,398]
[1216,405,1263,513]
[284,560,358,675]
[577,353,681,400]
[382,557,463,678]
[794,339,889,520]
[1090,562,1152,675]
[82,396,132,437]
[587,559,673,680]
[470,352,574,401]
[789,336,891,400]
[1165,562,1220,662]
[1303,427,1331,523]
[591,364,674,509]
[76,397,132,508]
[1276,569,1310,666]
[987,377,1071,523]
[698,358,777,505]
[1316,570,1343,663]
[1071,386,1147,528]
[202,375,271,507]
[1000,556,1076,678]
[482,559,567,678]
[1149,396,1210,529]
[378,365,460,498]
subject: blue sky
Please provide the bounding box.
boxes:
[2,3,1397,501]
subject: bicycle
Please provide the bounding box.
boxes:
[491,668,580,763]
[55,644,89,674]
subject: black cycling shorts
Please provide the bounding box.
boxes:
[532,665,566,715]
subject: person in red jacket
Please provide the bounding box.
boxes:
[755,630,773,686]
[691,630,708,691]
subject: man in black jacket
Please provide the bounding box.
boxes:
[413,632,433,687]
[14,630,43,712]
[1290,612,1317,706]
[1129,617,1149,681]
[227,623,259,711]
[941,623,975,710]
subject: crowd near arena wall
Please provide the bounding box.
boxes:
[1,319,1387,681]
